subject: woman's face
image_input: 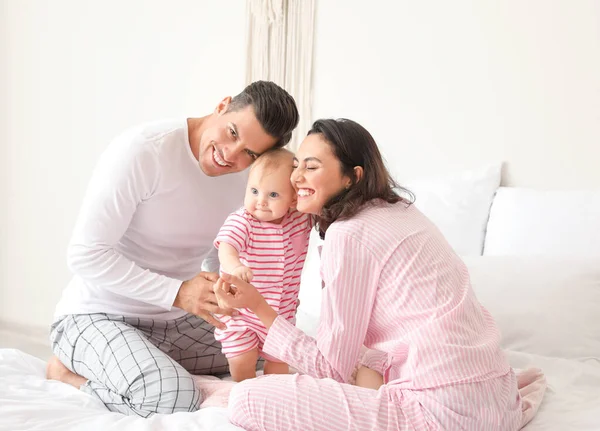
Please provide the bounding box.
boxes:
[291,134,351,215]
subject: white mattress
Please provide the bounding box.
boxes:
[0,348,242,431]
[1,348,599,431]
[507,350,600,430]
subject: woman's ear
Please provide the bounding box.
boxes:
[345,166,364,189]
[354,166,364,183]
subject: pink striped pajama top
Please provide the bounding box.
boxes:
[214,208,311,359]
[229,200,523,431]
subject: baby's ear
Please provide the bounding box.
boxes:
[290,193,298,209]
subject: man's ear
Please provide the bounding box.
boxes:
[215,96,232,115]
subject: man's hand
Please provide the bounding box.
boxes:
[230,265,254,283]
[173,272,235,330]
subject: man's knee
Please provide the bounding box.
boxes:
[160,372,202,413]
[131,366,202,414]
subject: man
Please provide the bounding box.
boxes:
[45,81,299,417]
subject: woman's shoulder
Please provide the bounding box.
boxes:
[330,200,430,245]
[332,199,412,228]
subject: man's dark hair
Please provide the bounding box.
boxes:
[227,81,299,148]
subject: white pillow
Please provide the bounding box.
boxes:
[299,254,600,359]
[483,187,600,257]
[464,256,600,359]
[404,164,502,256]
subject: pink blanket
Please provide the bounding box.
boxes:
[516,368,547,428]
[192,368,546,428]
[192,375,236,409]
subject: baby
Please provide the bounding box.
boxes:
[213,148,311,382]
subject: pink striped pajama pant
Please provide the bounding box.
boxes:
[228,371,523,431]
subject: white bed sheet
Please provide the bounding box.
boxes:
[0,349,242,431]
[507,350,600,431]
[1,348,599,431]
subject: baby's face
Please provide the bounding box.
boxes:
[244,165,296,223]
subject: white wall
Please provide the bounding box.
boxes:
[0,2,9,324]
[312,0,600,189]
[3,0,600,332]
[0,0,246,328]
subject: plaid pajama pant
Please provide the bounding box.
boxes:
[50,313,232,417]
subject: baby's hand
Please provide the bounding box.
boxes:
[231,265,254,283]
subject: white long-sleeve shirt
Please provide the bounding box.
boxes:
[54,119,246,320]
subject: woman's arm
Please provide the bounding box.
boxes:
[359,348,391,376]
[214,274,278,327]
[215,229,382,383]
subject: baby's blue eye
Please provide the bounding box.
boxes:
[251,188,258,195]
[269,192,279,198]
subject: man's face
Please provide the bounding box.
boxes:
[198,101,278,176]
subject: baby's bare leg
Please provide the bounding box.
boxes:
[229,348,259,382]
[264,360,289,375]
[355,366,384,390]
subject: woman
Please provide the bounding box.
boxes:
[215,118,526,430]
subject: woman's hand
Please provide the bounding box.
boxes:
[174,272,235,330]
[213,273,263,310]
[355,366,384,391]
[214,273,279,329]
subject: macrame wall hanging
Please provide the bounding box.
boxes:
[246,0,315,150]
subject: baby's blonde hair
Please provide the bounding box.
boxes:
[250,148,295,175]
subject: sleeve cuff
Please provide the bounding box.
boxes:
[214,237,242,253]
[360,348,390,376]
[262,315,299,360]
[164,278,184,311]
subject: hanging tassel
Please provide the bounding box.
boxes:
[246,0,315,150]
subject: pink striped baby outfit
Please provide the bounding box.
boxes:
[228,201,524,431]
[214,208,311,359]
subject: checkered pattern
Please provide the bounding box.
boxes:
[50,313,231,417]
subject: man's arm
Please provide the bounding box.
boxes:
[201,247,220,273]
[67,136,230,323]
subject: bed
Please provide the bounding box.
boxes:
[2,165,599,430]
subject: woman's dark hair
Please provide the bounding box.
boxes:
[308,118,414,238]
[227,81,299,148]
